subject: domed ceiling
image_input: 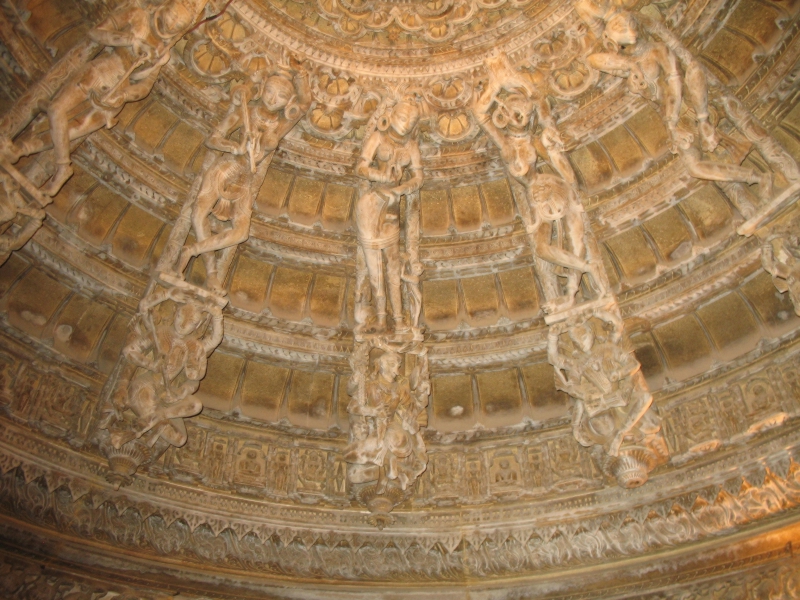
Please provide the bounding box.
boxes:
[0,0,800,597]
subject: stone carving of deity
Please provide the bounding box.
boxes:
[354,95,424,336]
[98,284,224,487]
[588,12,774,204]
[176,63,311,293]
[345,350,428,493]
[0,0,224,197]
[473,53,607,314]
[548,309,667,487]
[344,344,429,524]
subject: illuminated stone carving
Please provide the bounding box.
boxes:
[354,93,424,338]
[548,307,668,487]
[345,341,429,526]
[176,62,311,293]
[97,284,224,488]
[0,0,225,197]
[473,52,607,315]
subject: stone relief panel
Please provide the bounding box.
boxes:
[2,425,800,582]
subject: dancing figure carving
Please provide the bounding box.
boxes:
[177,64,311,293]
[588,12,774,206]
[473,53,606,314]
[0,0,224,197]
[355,95,424,337]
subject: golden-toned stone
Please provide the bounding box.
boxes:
[653,315,714,379]
[111,204,164,268]
[229,256,272,313]
[240,361,290,422]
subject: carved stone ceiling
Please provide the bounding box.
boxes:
[0,0,800,597]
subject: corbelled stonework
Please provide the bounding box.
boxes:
[0,0,799,596]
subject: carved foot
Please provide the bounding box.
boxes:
[699,121,719,153]
[41,163,73,197]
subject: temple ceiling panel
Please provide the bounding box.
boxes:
[0,0,799,596]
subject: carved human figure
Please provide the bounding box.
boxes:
[473,53,606,312]
[0,173,45,265]
[587,12,773,203]
[345,351,428,492]
[109,286,222,449]
[178,67,311,292]
[762,233,800,317]
[355,97,424,334]
[1,0,218,197]
[548,310,655,458]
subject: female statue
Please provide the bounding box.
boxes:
[178,65,311,292]
[355,97,424,334]
[473,53,606,313]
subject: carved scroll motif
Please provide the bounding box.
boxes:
[95,50,311,487]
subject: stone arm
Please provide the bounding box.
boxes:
[203,305,224,355]
[654,44,682,148]
[88,7,148,52]
[206,101,247,156]
[535,93,578,186]
[547,325,575,377]
[472,83,514,160]
[393,142,424,197]
[356,131,395,185]
[293,70,313,114]
[587,51,636,80]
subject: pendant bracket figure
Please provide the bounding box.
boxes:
[97,284,225,489]
[354,94,424,341]
[548,307,668,487]
[344,341,430,527]
[473,52,608,316]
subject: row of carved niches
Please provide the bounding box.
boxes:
[0,521,799,598]
[1,410,800,583]
[1,310,800,501]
